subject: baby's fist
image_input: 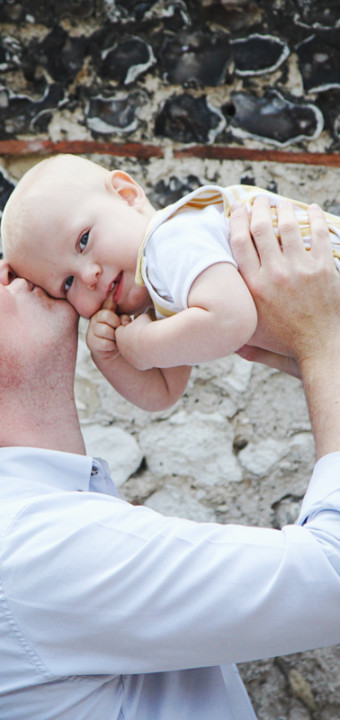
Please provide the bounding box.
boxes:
[87,308,121,360]
[115,312,153,370]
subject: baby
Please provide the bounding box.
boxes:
[2,154,340,411]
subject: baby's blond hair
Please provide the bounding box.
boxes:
[1,154,108,262]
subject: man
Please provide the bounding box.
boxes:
[1,198,340,719]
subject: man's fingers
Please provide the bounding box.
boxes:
[276,200,306,259]
[229,202,260,279]
[308,203,334,262]
[249,196,281,262]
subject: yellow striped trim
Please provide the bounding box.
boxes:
[153,301,177,318]
[135,184,340,303]
[186,198,223,209]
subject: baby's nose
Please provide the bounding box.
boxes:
[82,264,101,288]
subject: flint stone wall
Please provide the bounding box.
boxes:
[1,1,340,718]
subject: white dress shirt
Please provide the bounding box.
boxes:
[1,446,340,719]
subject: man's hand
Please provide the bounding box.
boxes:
[229,197,340,460]
[229,198,340,367]
[115,313,154,371]
[86,294,131,362]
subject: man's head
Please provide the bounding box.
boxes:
[0,258,85,452]
[0,259,78,385]
[2,154,154,318]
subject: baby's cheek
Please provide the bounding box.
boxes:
[70,294,97,319]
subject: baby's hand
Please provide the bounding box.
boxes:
[86,294,130,362]
[115,313,153,370]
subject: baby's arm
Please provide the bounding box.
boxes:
[115,262,257,370]
[87,297,191,411]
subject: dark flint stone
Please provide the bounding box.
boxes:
[326,200,340,215]
[113,0,159,21]
[0,36,11,69]
[162,3,197,33]
[23,27,88,84]
[202,1,261,32]
[293,0,340,29]
[0,39,7,67]
[0,84,64,138]
[224,89,323,146]
[0,170,15,212]
[0,0,95,23]
[0,34,21,72]
[232,34,289,76]
[266,180,279,194]
[296,35,340,93]
[336,117,340,142]
[151,175,202,208]
[86,92,146,134]
[155,93,224,143]
[240,173,255,186]
[48,0,95,19]
[334,108,340,143]
[240,175,278,193]
[159,30,231,86]
[0,1,25,23]
[100,37,155,85]
[317,89,340,143]
[272,494,302,529]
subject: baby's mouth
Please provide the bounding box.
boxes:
[110,272,123,300]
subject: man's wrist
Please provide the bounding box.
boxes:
[299,339,340,459]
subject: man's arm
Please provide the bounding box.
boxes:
[10,209,340,682]
[115,263,257,370]
[230,198,340,459]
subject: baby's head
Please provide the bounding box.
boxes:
[1,154,154,318]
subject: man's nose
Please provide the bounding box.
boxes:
[0,259,17,285]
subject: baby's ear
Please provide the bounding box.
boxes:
[106,170,145,208]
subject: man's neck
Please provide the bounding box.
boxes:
[0,382,85,455]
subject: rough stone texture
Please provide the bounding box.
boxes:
[1,1,340,717]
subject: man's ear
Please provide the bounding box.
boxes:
[106,170,145,208]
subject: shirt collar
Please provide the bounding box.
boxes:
[0,446,119,497]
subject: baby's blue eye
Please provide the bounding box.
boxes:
[79,232,89,251]
[64,276,74,293]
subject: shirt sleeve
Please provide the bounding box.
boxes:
[146,204,237,311]
[3,455,340,679]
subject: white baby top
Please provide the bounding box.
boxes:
[135,184,340,319]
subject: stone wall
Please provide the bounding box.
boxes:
[1,2,340,718]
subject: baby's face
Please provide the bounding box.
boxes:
[10,177,151,319]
